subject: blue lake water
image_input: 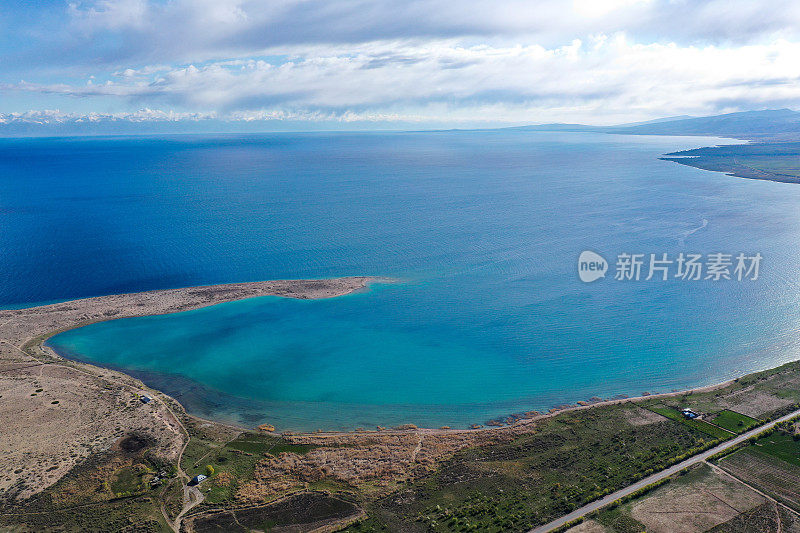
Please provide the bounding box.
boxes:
[4,131,800,430]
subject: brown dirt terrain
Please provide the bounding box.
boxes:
[628,464,766,533]
[718,388,795,418]
[718,449,800,511]
[623,405,669,426]
[708,502,800,533]
[0,361,184,500]
[238,428,516,502]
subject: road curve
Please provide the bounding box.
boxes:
[529,407,800,533]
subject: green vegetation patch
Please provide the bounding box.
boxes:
[109,464,151,497]
[594,506,647,533]
[0,497,171,533]
[192,492,360,532]
[663,142,800,183]
[179,438,217,473]
[226,432,317,456]
[751,431,800,467]
[711,410,760,433]
[647,405,733,439]
[347,403,717,532]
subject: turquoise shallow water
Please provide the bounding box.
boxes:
[7,130,798,430]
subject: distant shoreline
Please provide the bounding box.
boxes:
[661,140,800,184]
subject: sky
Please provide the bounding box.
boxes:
[1,0,800,131]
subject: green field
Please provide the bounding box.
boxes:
[226,432,316,456]
[752,432,800,467]
[710,410,760,433]
[647,406,734,439]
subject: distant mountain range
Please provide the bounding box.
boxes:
[1,108,799,138]
[513,109,800,140]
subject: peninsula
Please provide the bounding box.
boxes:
[0,277,379,501]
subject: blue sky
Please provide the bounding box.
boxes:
[2,0,800,131]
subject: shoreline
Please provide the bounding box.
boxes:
[0,277,388,498]
[23,275,389,350]
[2,276,797,503]
[6,276,767,436]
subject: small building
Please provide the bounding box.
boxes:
[140,395,152,404]
[681,408,698,419]
[190,474,207,486]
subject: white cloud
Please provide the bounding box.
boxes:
[0,108,215,124]
[3,0,800,124]
[68,0,150,31]
[0,107,440,125]
[7,35,800,124]
[63,0,800,58]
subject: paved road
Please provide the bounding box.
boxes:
[529,407,800,533]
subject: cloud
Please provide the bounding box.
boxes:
[0,108,219,123]
[68,0,150,31]
[0,107,435,126]
[7,0,799,74]
[6,35,800,124]
[63,0,800,56]
[2,0,800,125]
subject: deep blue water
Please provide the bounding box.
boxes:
[5,131,800,430]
